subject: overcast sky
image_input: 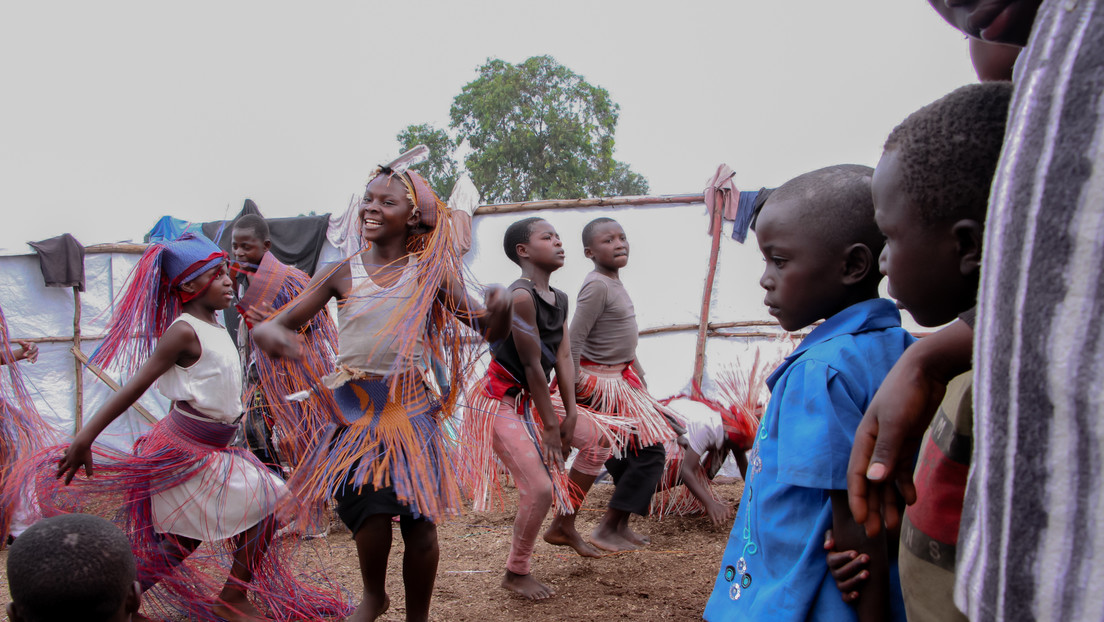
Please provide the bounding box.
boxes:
[0,1,977,253]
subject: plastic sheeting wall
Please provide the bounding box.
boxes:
[0,251,170,452]
[5,200,919,452]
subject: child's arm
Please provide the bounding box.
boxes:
[554,329,578,457]
[510,290,564,468]
[848,320,973,536]
[830,491,890,621]
[436,273,512,343]
[823,529,871,604]
[56,321,201,484]
[567,279,603,379]
[1,340,38,365]
[677,442,733,526]
[252,262,347,359]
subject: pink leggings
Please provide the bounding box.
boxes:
[492,395,609,575]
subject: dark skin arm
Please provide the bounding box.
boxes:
[677,441,734,526]
[831,491,890,621]
[848,320,973,537]
[252,256,511,359]
[511,290,564,469]
[251,261,349,359]
[56,321,202,484]
[554,329,578,458]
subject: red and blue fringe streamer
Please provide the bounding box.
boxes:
[5,410,350,621]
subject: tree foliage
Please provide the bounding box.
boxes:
[448,55,648,203]
[396,123,460,200]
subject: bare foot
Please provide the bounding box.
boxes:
[619,524,651,547]
[589,526,639,552]
[502,570,556,600]
[213,595,271,621]
[344,593,390,622]
[543,521,604,558]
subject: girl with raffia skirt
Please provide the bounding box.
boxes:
[11,233,347,622]
[0,302,54,543]
[251,149,512,622]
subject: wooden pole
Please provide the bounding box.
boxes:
[692,187,727,395]
[71,346,157,425]
[472,193,703,216]
[73,287,83,434]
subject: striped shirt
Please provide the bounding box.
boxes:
[957,1,1104,620]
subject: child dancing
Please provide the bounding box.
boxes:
[566,217,679,551]
[0,301,52,543]
[460,217,618,600]
[19,233,346,621]
[252,157,511,622]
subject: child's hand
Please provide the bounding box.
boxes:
[848,321,971,537]
[540,427,565,470]
[243,301,278,326]
[57,439,94,484]
[824,529,870,603]
[704,498,734,526]
[558,413,577,459]
[250,322,305,359]
[15,340,38,363]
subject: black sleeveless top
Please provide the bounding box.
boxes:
[492,279,569,391]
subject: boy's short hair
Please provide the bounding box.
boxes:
[884,81,1013,224]
[233,213,270,241]
[581,217,617,247]
[503,217,544,265]
[754,164,883,255]
[7,514,136,622]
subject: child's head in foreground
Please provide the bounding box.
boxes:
[581,217,628,275]
[231,213,271,273]
[7,514,140,622]
[504,217,565,271]
[751,164,883,332]
[873,81,1012,327]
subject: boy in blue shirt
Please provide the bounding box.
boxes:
[704,164,913,621]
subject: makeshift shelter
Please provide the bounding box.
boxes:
[5,167,899,455]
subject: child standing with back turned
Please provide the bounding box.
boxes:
[704,165,912,621]
[252,154,511,622]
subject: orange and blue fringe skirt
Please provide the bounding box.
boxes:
[288,372,462,526]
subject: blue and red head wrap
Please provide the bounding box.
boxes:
[91,233,228,373]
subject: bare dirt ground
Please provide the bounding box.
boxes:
[0,480,743,621]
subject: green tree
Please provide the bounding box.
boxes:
[449,55,648,203]
[396,123,460,199]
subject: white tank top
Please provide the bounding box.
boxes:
[157,314,244,422]
[335,255,425,375]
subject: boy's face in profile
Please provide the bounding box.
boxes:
[231,228,269,273]
[927,0,1041,47]
[584,221,629,273]
[755,197,846,332]
[520,219,565,271]
[872,150,977,327]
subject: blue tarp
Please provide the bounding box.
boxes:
[144,216,206,243]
